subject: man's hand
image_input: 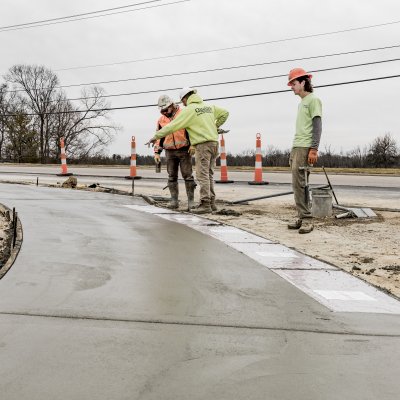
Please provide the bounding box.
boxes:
[188,146,196,156]
[154,153,161,163]
[145,137,157,147]
[308,148,318,165]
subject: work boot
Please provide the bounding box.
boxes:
[210,199,218,212]
[185,181,196,211]
[167,183,179,209]
[287,219,302,229]
[191,200,212,214]
[298,219,314,234]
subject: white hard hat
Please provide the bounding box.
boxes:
[179,87,197,100]
[157,95,174,110]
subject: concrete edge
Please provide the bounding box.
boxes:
[0,204,23,280]
[0,180,398,302]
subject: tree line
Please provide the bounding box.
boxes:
[79,133,399,169]
[0,64,398,169]
[0,64,119,163]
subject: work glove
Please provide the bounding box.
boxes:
[308,148,318,166]
[188,146,196,156]
[154,153,161,163]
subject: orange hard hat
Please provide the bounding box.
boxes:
[287,68,312,86]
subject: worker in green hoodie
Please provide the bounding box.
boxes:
[146,87,229,214]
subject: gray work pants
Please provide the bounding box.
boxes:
[195,141,219,203]
[289,147,312,219]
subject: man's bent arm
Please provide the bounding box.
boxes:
[214,106,229,128]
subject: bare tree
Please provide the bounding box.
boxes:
[5,65,59,163]
[4,65,119,163]
[367,133,398,168]
[347,145,368,168]
[50,87,118,160]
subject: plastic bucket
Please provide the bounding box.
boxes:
[311,189,332,217]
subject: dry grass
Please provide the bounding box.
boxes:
[1,162,399,175]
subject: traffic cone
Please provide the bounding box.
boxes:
[216,134,234,184]
[57,137,73,177]
[248,133,268,185]
[125,136,142,180]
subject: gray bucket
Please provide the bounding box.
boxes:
[311,189,332,217]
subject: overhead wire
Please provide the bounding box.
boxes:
[0,0,190,33]
[5,44,400,93]
[53,57,400,103]
[0,1,162,30]
[3,74,400,117]
[54,19,400,71]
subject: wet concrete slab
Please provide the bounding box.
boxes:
[0,184,400,399]
[1,313,400,400]
[122,201,400,315]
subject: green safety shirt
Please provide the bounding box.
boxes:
[293,93,322,148]
[154,94,229,146]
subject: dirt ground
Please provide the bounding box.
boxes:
[1,179,399,300]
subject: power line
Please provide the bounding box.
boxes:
[0,1,161,30]
[7,43,400,93]
[57,57,400,103]
[55,19,400,71]
[0,0,189,33]
[48,44,400,88]
[4,74,400,117]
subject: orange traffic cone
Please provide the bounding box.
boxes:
[57,137,73,176]
[248,133,268,185]
[216,134,234,184]
[125,136,142,180]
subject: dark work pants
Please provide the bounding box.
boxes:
[166,149,194,183]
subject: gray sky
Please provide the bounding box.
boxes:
[1,0,399,156]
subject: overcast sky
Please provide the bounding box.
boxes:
[1,0,399,156]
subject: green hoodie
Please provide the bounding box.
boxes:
[154,94,229,146]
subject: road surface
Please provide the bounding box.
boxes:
[0,184,399,399]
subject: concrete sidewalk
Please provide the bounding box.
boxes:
[0,184,399,400]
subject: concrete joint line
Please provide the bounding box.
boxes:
[1,311,399,338]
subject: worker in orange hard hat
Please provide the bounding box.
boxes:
[287,68,322,234]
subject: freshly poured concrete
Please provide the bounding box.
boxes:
[0,184,399,399]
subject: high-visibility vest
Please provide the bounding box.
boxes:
[155,108,189,152]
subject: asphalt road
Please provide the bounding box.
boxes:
[0,184,399,399]
[0,164,399,187]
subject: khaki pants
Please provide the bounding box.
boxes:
[195,141,219,203]
[289,147,312,219]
